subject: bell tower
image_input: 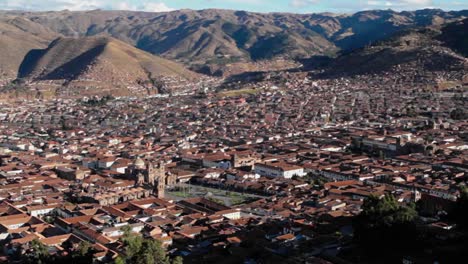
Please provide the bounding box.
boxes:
[156,176,165,199]
[146,162,156,185]
[156,162,166,198]
[144,161,166,198]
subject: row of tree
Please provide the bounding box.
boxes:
[20,240,94,264]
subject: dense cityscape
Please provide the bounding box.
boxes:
[0,67,466,263]
[0,3,467,264]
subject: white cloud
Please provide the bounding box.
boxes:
[290,0,438,10]
[114,2,173,12]
[139,3,173,12]
[290,0,320,8]
[0,0,173,12]
[366,0,433,7]
[0,0,93,10]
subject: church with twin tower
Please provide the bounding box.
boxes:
[126,157,176,199]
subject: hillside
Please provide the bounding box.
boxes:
[0,16,57,81]
[16,36,199,97]
[18,9,336,64]
[3,9,466,74]
[222,18,468,89]
[439,18,468,57]
[315,19,468,79]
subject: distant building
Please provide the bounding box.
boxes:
[254,162,305,179]
[126,158,176,199]
[351,135,407,157]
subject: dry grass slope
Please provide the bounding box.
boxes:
[0,17,57,79]
[19,36,198,85]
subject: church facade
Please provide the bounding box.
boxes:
[126,157,176,199]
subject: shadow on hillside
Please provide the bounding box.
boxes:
[17,44,106,80]
[17,49,46,79]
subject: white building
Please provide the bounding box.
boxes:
[26,204,57,217]
[202,154,232,169]
[217,208,241,220]
[254,162,305,179]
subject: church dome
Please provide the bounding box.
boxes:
[134,157,145,168]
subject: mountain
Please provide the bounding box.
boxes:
[17,9,336,64]
[222,18,468,89]
[16,36,198,97]
[0,16,57,81]
[2,8,466,75]
[439,18,468,57]
[316,18,468,78]
[0,8,467,97]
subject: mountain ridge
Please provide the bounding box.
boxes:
[0,8,467,98]
[316,20,468,78]
[2,8,466,73]
[221,18,467,89]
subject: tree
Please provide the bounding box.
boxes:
[22,239,51,264]
[115,256,126,264]
[71,241,95,264]
[453,187,468,230]
[312,177,326,188]
[450,108,467,120]
[353,194,418,261]
[116,226,182,264]
[121,226,144,261]
[134,239,170,264]
[172,256,184,264]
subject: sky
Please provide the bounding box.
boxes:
[0,0,467,13]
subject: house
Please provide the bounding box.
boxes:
[56,166,88,180]
[176,226,208,239]
[254,162,305,179]
[26,204,57,217]
[215,208,241,220]
[202,153,232,169]
[98,157,116,169]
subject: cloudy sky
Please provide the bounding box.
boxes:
[0,0,467,13]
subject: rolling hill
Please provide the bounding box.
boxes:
[316,19,468,78]
[2,8,466,74]
[0,8,467,98]
[221,18,468,88]
[16,36,198,96]
[439,18,468,57]
[0,16,57,80]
